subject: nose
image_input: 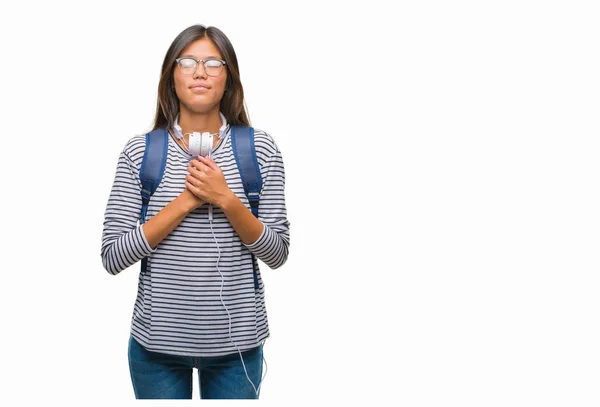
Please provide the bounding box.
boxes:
[193,63,208,79]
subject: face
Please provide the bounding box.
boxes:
[173,38,228,115]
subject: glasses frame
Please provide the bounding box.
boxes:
[175,57,227,76]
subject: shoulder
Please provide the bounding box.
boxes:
[120,134,149,170]
[250,127,282,166]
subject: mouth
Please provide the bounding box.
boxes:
[190,84,210,91]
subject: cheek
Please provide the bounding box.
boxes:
[212,77,226,93]
[172,78,182,97]
[216,74,228,90]
[173,72,187,92]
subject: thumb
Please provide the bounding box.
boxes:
[199,155,219,170]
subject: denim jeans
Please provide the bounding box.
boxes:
[128,335,263,399]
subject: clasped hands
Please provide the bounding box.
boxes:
[184,155,232,209]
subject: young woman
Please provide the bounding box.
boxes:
[101,24,290,399]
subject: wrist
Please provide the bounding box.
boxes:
[218,190,238,212]
[178,189,201,213]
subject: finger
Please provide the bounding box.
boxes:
[185,180,196,194]
[185,181,204,198]
[189,158,209,171]
[186,174,203,187]
[197,155,219,171]
[187,165,204,178]
[185,181,199,197]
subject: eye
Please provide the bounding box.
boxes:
[179,58,197,68]
[205,60,223,68]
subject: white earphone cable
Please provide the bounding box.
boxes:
[209,212,266,397]
[208,147,266,397]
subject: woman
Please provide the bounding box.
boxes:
[101,24,290,399]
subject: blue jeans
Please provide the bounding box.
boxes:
[128,335,263,399]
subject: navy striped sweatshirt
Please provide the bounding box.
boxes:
[101,120,290,357]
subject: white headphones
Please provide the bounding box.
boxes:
[189,132,213,158]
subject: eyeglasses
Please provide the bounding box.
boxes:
[175,57,227,76]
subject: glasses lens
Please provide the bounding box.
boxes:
[178,58,197,75]
[205,60,224,76]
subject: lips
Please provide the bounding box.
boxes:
[190,83,210,91]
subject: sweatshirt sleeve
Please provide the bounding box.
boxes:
[101,143,156,275]
[243,131,290,269]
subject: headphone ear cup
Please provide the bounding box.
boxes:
[200,133,213,158]
[189,132,213,157]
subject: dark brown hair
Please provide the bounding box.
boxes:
[152,25,250,131]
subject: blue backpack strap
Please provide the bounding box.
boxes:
[230,125,263,289]
[138,129,168,274]
[139,129,169,224]
[230,126,263,217]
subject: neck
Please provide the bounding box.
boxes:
[178,106,222,136]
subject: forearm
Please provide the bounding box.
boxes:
[142,190,197,249]
[185,136,289,268]
[219,191,264,245]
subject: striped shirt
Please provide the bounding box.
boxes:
[101,116,290,357]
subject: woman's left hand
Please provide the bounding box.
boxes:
[185,156,233,207]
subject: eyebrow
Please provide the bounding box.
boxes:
[180,54,223,60]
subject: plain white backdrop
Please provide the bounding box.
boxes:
[1,0,599,405]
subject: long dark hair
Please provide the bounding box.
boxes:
[152,25,250,131]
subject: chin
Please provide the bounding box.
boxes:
[184,101,220,114]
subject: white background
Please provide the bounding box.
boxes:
[0,0,599,405]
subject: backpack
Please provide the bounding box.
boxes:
[137,125,262,289]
